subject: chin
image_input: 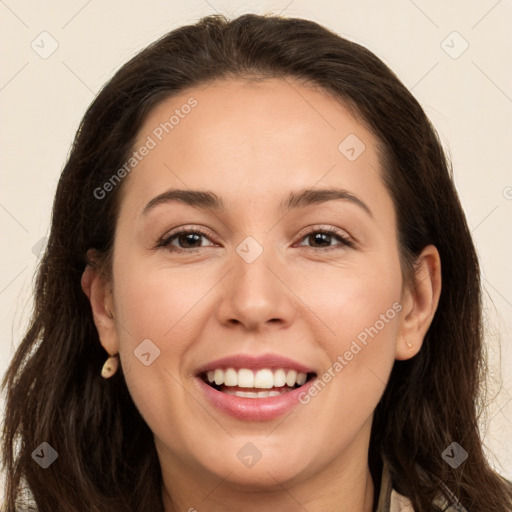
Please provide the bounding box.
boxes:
[215,465,305,490]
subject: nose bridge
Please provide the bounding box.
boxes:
[234,234,281,304]
[217,233,294,329]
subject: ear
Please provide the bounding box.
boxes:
[81,254,119,356]
[395,244,442,360]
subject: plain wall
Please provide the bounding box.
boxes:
[1,0,511,491]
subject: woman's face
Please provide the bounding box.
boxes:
[88,78,436,493]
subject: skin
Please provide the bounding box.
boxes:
[82,77,441,512]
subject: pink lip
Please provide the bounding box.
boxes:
[195,353,316,374]
[195,375,317,421]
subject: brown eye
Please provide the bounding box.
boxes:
[157,228,215,253]
[296,228,354,251]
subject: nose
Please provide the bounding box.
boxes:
[215,244,297,332]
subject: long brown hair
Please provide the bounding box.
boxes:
[2,13,511,512]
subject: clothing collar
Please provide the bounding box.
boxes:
[375,456,401,512]
[375,456,469,512]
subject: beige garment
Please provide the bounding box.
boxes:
[374,456,408,512]
[376,458,468,512]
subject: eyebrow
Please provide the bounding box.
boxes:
[142,187,373,218]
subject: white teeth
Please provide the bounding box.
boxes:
[214,369,224,386]
[204,367,309,389]
[223,388,291,398]
[224,368,238,386]
[273,368,287,387]
[296,372,307,386]
[254,369,274,389]
[286,370,298,387]
[237,368,254,388]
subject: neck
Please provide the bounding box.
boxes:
[160,430,375,512]
[163,469,374,512]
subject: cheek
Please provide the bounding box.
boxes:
[293,250,403,350]
[295,295,401,461]
[110,260,200,442]
[293,252,402,419]
[112,256,216,346]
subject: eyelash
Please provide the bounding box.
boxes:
[156,226,355,254]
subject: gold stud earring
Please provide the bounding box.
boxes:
[101,353,119,378]
[406,341,413,348]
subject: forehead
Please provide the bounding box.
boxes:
[120,77,390,221]
[134,77,373,155]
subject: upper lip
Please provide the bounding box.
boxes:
[195,353,316,375]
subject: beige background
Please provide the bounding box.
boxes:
[1,0,511,488]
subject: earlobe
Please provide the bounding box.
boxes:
[81,262,120,356]
[395,244,442,361]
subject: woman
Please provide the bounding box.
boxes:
[2,12,511,512]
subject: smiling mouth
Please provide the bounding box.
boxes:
[199,369,317,398]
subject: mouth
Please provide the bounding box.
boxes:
[194,354,319,419]
[198,368,318,398]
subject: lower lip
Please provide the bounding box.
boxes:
[195,376,317,421]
